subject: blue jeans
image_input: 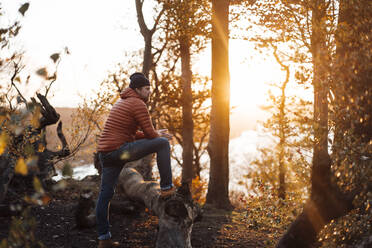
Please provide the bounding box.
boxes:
[96,137,173,240]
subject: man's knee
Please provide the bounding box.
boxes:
[157,137,170,147]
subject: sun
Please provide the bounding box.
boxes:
[229,45,284,109]
[193,39,290,113]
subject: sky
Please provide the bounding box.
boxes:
[2,0,309,132]
[2,0,142,106]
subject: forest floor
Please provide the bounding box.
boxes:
[0,175,284,248]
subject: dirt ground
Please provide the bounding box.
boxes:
[0,176,283,248]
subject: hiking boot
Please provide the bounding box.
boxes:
[98,239,119,248]
[160,187,176,198]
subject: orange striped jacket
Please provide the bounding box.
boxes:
[97,88,158,152]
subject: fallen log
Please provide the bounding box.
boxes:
[117,167,202,248]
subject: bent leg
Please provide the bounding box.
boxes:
[115,137,173,189]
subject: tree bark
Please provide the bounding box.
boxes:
[332,0,372,144]
[206,0,232,209]
[179,36,194,184]
[310,0,331,197]
[135,0,154,77]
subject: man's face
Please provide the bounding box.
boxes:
[135,86,151,102]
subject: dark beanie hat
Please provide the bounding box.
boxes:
[129,72,150,89]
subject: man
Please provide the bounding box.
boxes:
[95,72,175,248]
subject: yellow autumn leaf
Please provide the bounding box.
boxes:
[31,106,41,128]
[1,238,8,247]
[33,176,44,193]
[23,195,37,205]
[42,194,51,205]
[111,95,120,104]
[15,158,28,176]
[0,131,9,155]
[38,143,45,152]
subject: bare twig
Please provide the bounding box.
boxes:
[151,7,165,34]
[5,85,14,111]
[10,62,27,106]
[45,58,61,98]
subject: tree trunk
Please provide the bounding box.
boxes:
[0,156,14,203]
[273,47,290,200]
[117,168,201,248]
[310,0,331,197]
[135,0,162,180]
[135,0,154,78]
[278,137,285,199]
[276,2,338,247]
[206,0,232,209]
[276,1,372,247]
[179,36,194,184]
[193,146,201,179]
[332,0,372,145]
[142,33,153,78]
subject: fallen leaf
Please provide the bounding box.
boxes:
[33,176,44,193]
[38,143,45,152]
[31,106,41,128]
[0,132,9,155]
[15,158,28,176]
[42,194,51,205]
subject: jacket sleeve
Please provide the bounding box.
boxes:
[133,100,159,139]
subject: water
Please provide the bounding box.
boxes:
[52,163,99,181]
[229,129,275,194]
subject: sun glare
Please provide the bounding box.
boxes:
[229,44,284,109]
[229,40,314,113]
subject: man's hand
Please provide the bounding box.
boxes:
[157,129,173,140]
